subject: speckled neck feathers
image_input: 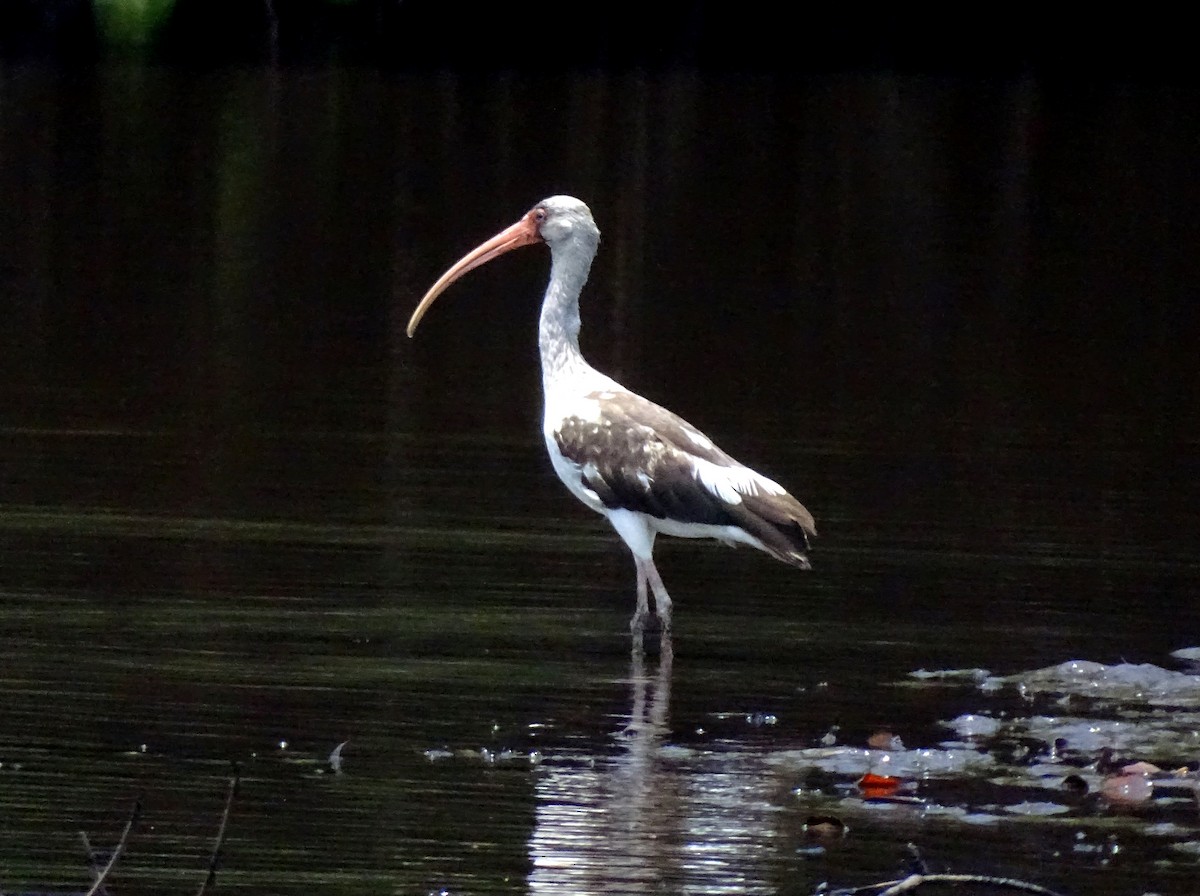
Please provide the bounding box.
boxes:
[539,224,600,387]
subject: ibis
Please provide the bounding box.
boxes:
[407,196,816,634]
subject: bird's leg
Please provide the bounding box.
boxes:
[643,556,673,633]
[611,514,658,636]
[631,559,651,635]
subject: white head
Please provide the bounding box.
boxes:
[530,195,598,247]
[406,195,600,337]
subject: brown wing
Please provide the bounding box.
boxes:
[553,390,816,565]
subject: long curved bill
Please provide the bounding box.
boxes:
[406,211,542,338]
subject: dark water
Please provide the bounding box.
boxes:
[1,67,1199,894]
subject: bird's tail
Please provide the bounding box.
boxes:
[730,491,817,568]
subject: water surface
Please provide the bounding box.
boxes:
[1,66,1198,894]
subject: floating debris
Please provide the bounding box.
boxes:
[909,667,990,683]
[867,730,904,751]
[329,740,349,774]
[422,745,548,766]
[1003,660,1200,707]
[1002,800,1072,816]
[943,713,1002,739]
[1169,646,1200,667]
[1101,772,1154,805]
[802,814,848,838]
[1061,774,1088,795]
[781,650,1200,868]
[858,772,901,797]
[768,744,996,778]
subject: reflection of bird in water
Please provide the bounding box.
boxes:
[407,197,816,636]
[623,639,673,740]
[528,637,678,893]
[527,637,787,894]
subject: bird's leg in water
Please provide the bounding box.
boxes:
[630,556,673,634]
[644,557,673,632]
[631,560,651,634]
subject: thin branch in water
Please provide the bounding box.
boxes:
[877,875,923,895]
[820,843,1067,896]
[77,831,107,896]
[196,764,241,896]
[825,872,1067,896]
[329,739,349,774]
[83,800,142,896]
[881,873,1067,896]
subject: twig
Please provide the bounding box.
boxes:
[883,873,1065,895]
[821,844,1066,896]
[196,764,241,896]
[77,832,107,896]
[83,800,142,896]
[825,873,1066,896]
[329,740,349,774]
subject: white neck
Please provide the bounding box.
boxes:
[539,227,600,388]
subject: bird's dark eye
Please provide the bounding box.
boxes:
[533,208,547,223]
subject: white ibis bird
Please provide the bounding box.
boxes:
[407,196,816,633]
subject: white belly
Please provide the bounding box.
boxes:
[541,375,622,516]
[648,516,769,552]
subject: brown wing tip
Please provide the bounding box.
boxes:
[796,508,817,539]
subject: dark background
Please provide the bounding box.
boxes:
[2,5,1199,894]
[1,0,1195,76]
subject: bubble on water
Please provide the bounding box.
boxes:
[746,712,777,727]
